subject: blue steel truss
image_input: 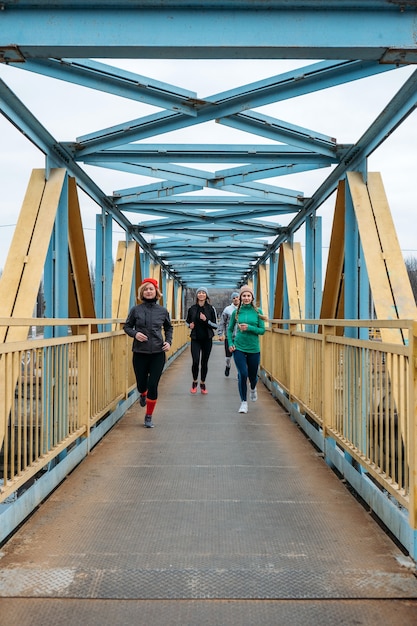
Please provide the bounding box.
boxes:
[0,0,417,289]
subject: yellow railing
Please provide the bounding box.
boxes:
[261,319,417,528]
[0,318,188,503]
[2,316,416,532]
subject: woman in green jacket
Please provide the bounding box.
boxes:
[227,285,266,414]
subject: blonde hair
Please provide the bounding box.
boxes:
[138,282,161,301]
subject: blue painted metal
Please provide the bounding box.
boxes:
[219,111,349,157]
[79,144,339,165]
[141,252,151,279]
[0,3,415,61]
[70,61,393,153]
[0,1,416,290]
[44,173,69,334]
[345,169,371,331]
[94,214,104,320]
[344,178,360,331]
[20,58,198,116]
[305,214,322,328]
[2,0,417,567]
[95,212,113,328]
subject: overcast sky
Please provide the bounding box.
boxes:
[0,59,416,274]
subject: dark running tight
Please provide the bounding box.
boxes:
[132,351,166,401]
[190,338,213,381]
[233,349,260,402]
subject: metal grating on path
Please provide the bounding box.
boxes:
[1,344,417,624]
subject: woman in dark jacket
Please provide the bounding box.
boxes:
[186,286,217,395]
[124,278,173,428]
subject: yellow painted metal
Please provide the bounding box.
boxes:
[347,171,417,344]
[149,263,162,297]
[320,180,345,324]
[0,168,65,342]
[258,263,269,319]
[0,170,45,337]
[77,324,92,438]
[175,284,183,319]
[0,317,189,503]
[321,323,336,439]
[112,241,127,318]
[282,242,305,319]
[273,246,284,319]
[0,168,66,450]
[367,172,417,324]
[347,172,417,468]
[263,318,413,518]
[111,240,137,324]
[166,278,174,317]
[68,177,97,331]
[293,243,305,319]
[134,245,142,300]
[410,322,417,528]
[1,315,415,529]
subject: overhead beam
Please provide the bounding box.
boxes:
[0,5,415,61]
[17,58,198,116]
[79,145,338,164]
[0,78,178,281]
[70,61,393,154]
[248,67,417,279]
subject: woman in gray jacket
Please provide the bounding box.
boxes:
[124,278,173,428]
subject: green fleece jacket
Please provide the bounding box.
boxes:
[227,304,265,353]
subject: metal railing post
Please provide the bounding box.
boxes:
[77,323,91,442]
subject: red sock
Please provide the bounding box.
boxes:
[146,398,157,416]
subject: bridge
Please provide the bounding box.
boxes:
[1,1,417,622]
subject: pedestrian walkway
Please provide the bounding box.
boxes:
[1,343,417,625]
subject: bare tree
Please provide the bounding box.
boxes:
[404,256,417,304]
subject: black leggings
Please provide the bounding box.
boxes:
[190,338,213,382]
[224,337,233,358]
[132,351,166,401]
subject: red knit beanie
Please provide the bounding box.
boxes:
[141,278,159,289]
[138,278,161,301]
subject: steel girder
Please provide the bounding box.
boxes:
[0,1,416,288]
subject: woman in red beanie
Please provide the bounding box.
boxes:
[124,278,173,428]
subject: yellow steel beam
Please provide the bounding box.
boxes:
[175,284,183,320]
[68,177,97,332]
[320,180,345,326]
[273,246,284,320]
[0,168,66,448]
[166,277,174,317]
[367,172,417,322]
[0,169,66,342]
[134,245,142,301]
[282,242,305,320]
[347,171,417,344]
[112,240,137,324]
[258,263,269,318]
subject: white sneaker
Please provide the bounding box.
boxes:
[250,388,258,401]
[238,401,248,413]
